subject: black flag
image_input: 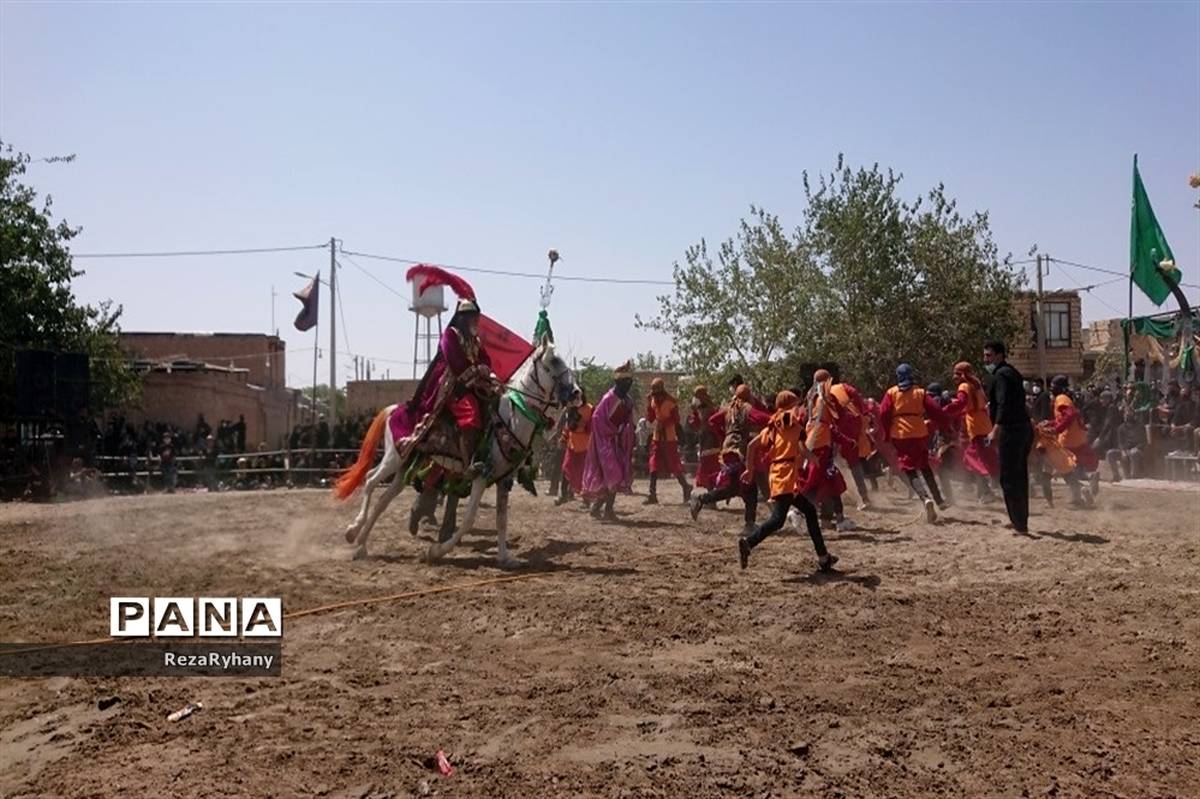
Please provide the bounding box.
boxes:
[293,272,319,332]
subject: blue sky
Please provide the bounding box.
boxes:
[2,2,1197,388]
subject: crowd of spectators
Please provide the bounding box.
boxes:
[926,374,1199,481]
[4,379,1197,503]
[1,410,382,502]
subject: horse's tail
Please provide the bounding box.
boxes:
[332,407,390,501]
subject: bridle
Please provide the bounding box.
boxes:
[505,346,573,414]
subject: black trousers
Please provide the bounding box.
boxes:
[998,423,1034,532]
[745,493,828,558]
[698,480,758,525]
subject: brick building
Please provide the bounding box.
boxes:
[345,379,422,415]
[115,333,297,449]
[1008,291,1085,382]
[121,332,286,389]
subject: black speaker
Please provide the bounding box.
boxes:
[55,352,90,416]
[14,350,56,417]
[13,350,90,418]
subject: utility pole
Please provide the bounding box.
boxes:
[270,285,276,336]
[329,237,338,429]
[1035,254,1048,386]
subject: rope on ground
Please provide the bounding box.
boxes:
[285,543,729,622]
[0,544,731,655]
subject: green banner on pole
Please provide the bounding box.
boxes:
[1130,155,1178,306]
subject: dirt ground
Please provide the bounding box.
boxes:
[0,475,1197,798]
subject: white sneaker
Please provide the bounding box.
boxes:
[836,518,857,532]
[924,498,937,523]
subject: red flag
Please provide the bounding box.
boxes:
[478,314,534,383]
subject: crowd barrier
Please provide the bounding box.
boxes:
[90,448,372,486]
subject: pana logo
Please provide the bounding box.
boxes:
[110,597,282,638]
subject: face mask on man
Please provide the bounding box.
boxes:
[984,363,997,374]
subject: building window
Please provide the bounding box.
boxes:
[1043,301,1071,348]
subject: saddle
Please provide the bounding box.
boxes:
[400,391,536,495]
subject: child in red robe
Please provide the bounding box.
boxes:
[688,386,722,490]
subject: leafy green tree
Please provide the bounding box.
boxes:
[304,384,347,416]
[636,206,828,392]
[801,159,1024,393]
[633,350,680,371]
[572,357,615,406]
[0,143,139,415]
[641,157,1025,397]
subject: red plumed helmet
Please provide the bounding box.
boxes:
[406,264,476,302]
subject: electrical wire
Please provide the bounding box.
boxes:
[1050,260,1126,316]
[1048,256,1199,290]
[72,243,329,259]
[337,252,406,300]
[334,260,352,353]
[340,247,676,286]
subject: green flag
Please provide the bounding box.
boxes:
[1130,155,1178,306]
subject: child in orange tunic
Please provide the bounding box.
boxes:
[736,391,838,572]
[878,363,951,522]
[942,362,1001,504]
[644,378,693,504]
[1041,375,1098,507]
[556,389,593,505]
[796,370,854,531]
[829,378,873,509]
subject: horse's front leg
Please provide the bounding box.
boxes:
[495,483,521,570]
[425,477,485,561]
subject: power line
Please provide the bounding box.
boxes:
[334,260,352,353]
[340,248,676,286]
[1050,260,1125,316]
[338,252,406,300]
[72,243,328,259]
[1047,256,1199,290]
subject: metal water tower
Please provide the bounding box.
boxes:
[410,279,447,377]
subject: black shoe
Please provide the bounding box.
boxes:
[590,503,603,519]
[818,553,839,573]
[737,537,752,570]
[554,495,571,506]
[682,486,693,503]
[643,495,659,505]
[688,495,703,521]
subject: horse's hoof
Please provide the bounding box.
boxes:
[497,556,524,571]
[344,525,360,544]
[351,546,368,561]
[423,545,444,563]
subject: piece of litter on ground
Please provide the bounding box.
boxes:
[167,701,203,722]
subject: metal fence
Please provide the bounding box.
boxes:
[91,448,369,489]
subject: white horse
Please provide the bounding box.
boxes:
[334,342,577,569]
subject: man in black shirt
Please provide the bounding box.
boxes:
[983,340,1033,533]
